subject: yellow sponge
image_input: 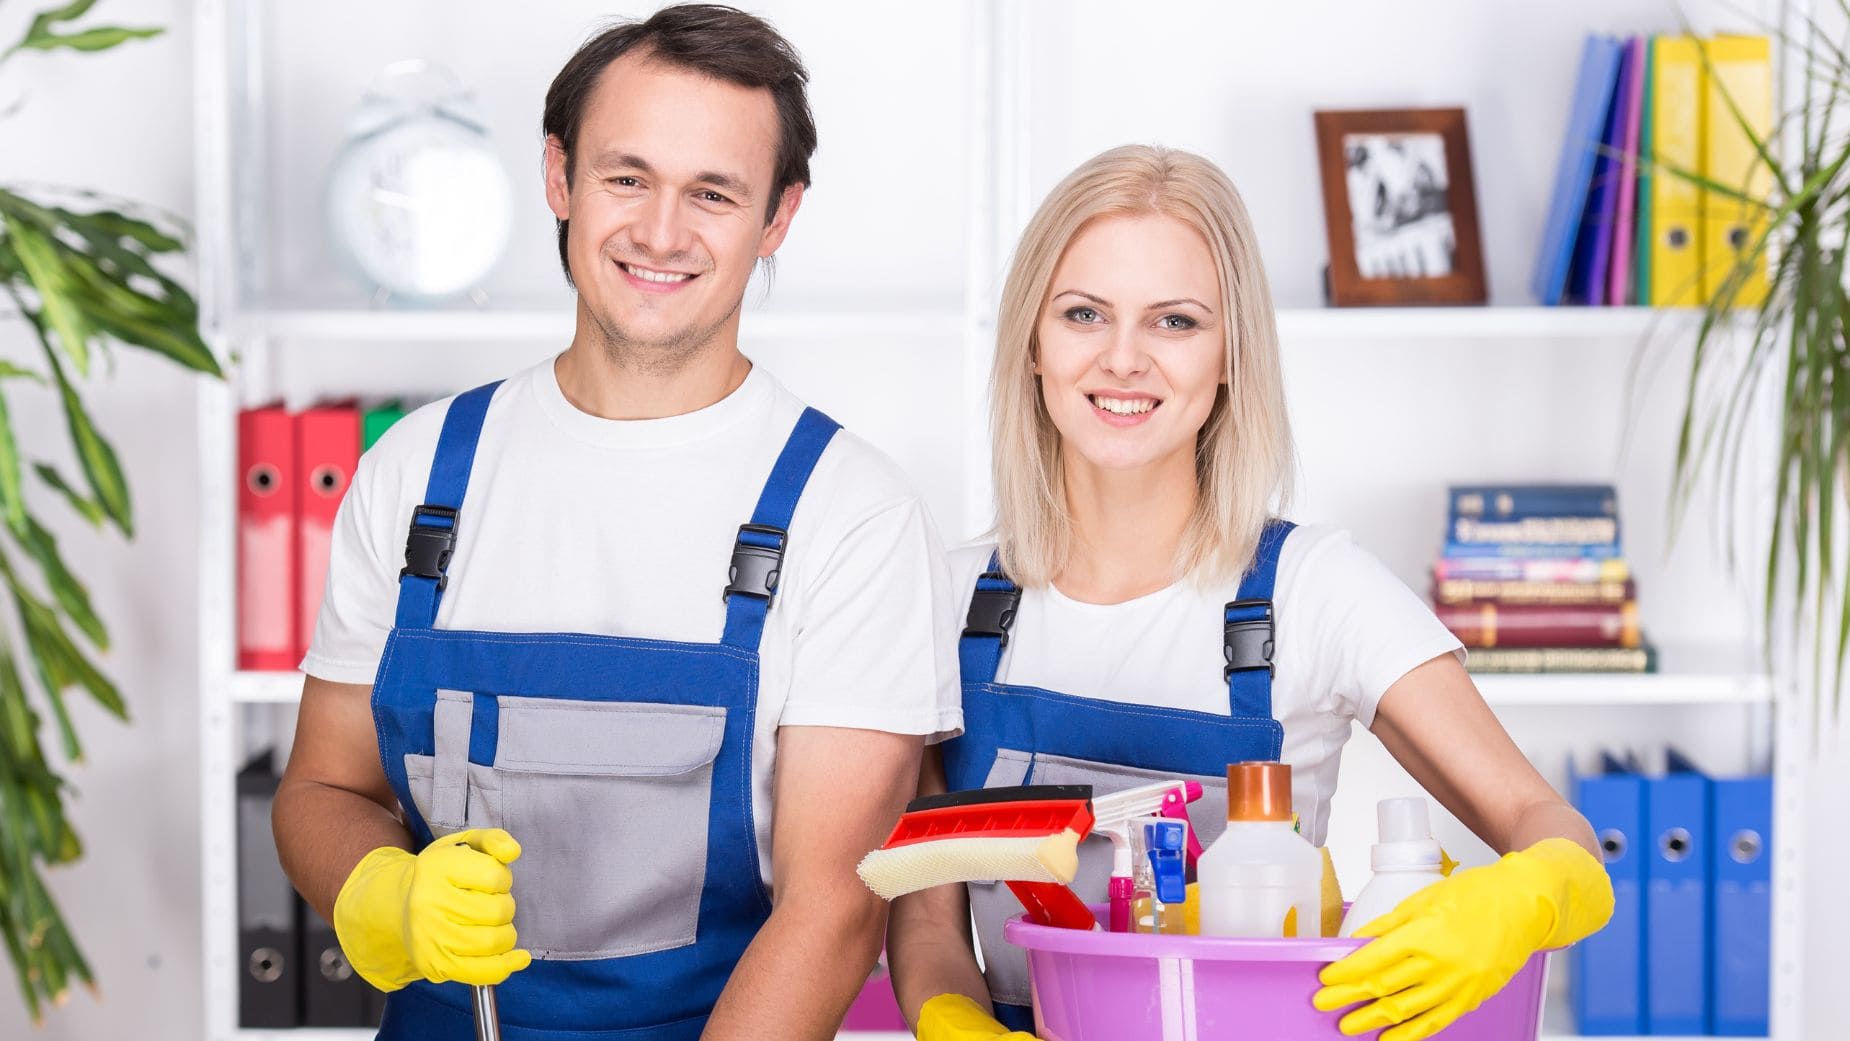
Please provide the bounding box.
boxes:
[1319,846,1344,937]
[855,829,1083,901]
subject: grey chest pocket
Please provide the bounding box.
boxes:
[405,696,727,961]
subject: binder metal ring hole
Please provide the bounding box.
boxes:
[1660,826,1692,863]
[1730,828,1763,865]
[249,947,284,983]
[1598,828,1627,864]
[312,464,343,495]
[1667,227,1689,249]
[246,464,279,496]
[319,947,354,982]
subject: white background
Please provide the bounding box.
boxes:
[1,1,1846,1039]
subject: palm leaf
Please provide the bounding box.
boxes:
[3,215,91,375]
[17,517,106,649]
[0,6,211,1018]
[9,26,161,55]
[0,387,25,537]
[31,464,104,529]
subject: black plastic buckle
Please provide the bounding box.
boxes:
[1224,598,1275,678]
[963,574,1023,647]
[401,505,459,590]
[725,524,787,603]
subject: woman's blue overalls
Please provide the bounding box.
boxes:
[368,381,839,1041]
[938,520,1295,1032]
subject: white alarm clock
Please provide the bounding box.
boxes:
[325,60,513,303]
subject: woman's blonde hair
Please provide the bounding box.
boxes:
[991,144,1295,587]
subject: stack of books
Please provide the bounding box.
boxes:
[1432,483,1655,674]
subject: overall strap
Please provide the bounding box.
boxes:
[1223,519,1295,719]
[392,381,502,630]
[958,551,1020,685]
[719,407,842,650]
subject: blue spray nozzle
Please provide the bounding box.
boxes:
[1144,821,1187,903]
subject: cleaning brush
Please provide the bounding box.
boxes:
[857,785,1095,901]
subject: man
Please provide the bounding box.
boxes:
[273,7,961,1039]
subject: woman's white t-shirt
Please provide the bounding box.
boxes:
[949,525,1463,845]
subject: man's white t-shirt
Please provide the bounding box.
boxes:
[949,525,1463,846]
[304,357,964,882]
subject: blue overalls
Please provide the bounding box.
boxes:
[938,520,1295,1031]
[369,381,840,1041]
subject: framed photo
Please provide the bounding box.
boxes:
[1314,108,1487,306]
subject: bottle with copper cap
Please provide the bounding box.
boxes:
[1196,762,1323,938]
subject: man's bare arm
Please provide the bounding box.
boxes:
[273,674,413,921]
[700,725,922,1040]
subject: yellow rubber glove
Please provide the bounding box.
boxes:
[1314,838,1613,1041]
[332,828,532,991]
[917,993,1037,1041]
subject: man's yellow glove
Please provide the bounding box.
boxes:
[332,828,532,992]
[918,993,1037,1041]
[1314,837,1613,1041]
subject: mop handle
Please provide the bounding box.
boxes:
[472,984,500,1041]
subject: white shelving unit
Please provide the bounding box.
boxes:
[194,2,1802,1041]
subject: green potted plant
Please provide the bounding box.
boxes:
[0,0,222,1021]
[1666,23,1850,716]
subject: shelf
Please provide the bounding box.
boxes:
[231,671,304,703]
[1472,671,1771,707]
[224,308,967,344]
[1470,644,1771,707]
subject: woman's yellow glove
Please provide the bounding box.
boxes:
[1313,837,1613,1041]
[918,993,1037,1041]
[332,828,532,991]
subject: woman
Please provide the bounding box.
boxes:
[885,145,1612,1041]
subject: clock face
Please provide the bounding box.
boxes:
[326,116,513,301]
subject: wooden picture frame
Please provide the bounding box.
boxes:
[1314,107,1487,306]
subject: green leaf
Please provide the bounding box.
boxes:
[41,349,130,537]
[10,26,161,55]
[0,198,219,376]
[24,0,101,36]
[8,615,81,763]
[16,518,104,649]
[31,465,103,529]
[10,578,120,738]
[62,208,183,254]
[0,389,25,537]
[4,215,91,376]
[0,363,43,384]
[82,302,218,376]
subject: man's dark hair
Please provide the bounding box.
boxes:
[542,4,818,287]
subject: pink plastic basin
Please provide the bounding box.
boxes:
[1004,908,1548,1041]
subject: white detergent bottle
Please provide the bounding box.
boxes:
[1197,762,1322,937]
[1338,797,1446,938]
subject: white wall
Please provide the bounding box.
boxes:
[1,2,1845,1039]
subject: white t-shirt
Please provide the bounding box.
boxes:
[304,357,964,881]
[949,525,1462,846]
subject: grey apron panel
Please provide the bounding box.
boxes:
[406,692,727,962]
[495,698,726,960]
[970,752,1231,1007]
[429,690,474,831]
